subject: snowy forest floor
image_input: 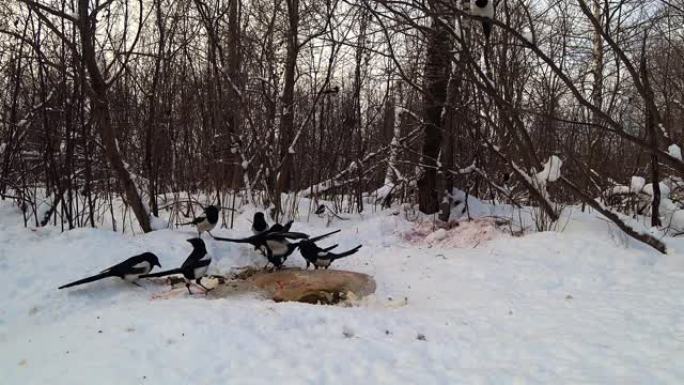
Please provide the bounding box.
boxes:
[1,199,684,384]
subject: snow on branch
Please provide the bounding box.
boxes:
[562,177,667,254]
[302,127,422,197]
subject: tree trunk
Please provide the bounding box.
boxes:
[274,0,299,218]
[418,14,451,214]
[78,0,151,232]
[227,0,242,189]
[640,33,661,227]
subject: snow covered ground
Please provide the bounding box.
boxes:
[2,200,684,384]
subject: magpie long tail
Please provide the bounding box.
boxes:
[322,244,339,252]
[309,229,341,243]
[58,272,113,289]
[282,220,294,232]
[279,231,310,240]
[211,235,253,243]
[332,245,362,259]
[139,267,183,278]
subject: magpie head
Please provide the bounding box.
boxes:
[142,252,162,268]
[253,212,267,231]
[150,253,162,268]
[204,205,219,223]
[297,240,316,256]
[187,237,206,252]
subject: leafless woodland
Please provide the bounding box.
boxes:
[1,0,683,252]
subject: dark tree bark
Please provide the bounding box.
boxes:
[78,0,151,232]
[641,34,661,227]
[227,0,242,189]
[145,0,165,217]
[561,177,666,254]
[274,0,299,218]
[418,13,451,214]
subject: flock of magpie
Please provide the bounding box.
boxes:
[58,206,362,295]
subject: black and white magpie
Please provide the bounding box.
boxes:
[140,238,212,295]
[251,211,294,234]
[269,220,294,233]
[213,230,307,268]
[251,212,268,234]
[58,252,161,290]
[298,241,361,269]
[180,205,219,235]
[322,86,340,95]
[470,0,494,39]
[214,229,340,269]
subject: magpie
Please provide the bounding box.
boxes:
[298,241,361,270]
[214,229,340,269]
[212,230,308,268]
[58,252,161,290]
[322,86,339,94]
[180,205,219,235]
[140,238,212,295]
[259,229,341,269]
[213,228,309,250]
[269,220,294,233]
[251,211,294,234]
[471,0,494,39]
[252,212,268,234]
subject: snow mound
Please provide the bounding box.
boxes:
[642,182,671,198]
[630,176,645,193]
[402,218,504,248]
[149,215,169,230]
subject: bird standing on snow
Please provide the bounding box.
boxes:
[140,238,212,295]
[181,205,219,236]
[213,229,340,269]
[213,230,308,269]
[58,253,161,290]
[299,241,361,269]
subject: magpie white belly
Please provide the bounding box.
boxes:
[266,240,289,256]
[193,265,209,279]
[197,220,216,233]
[123,274,137,281]
[124,261,151,281]
[315,259,332,268]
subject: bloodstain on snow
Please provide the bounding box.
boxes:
[402,218,504,248]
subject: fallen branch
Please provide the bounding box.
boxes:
[560,177,667,254]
